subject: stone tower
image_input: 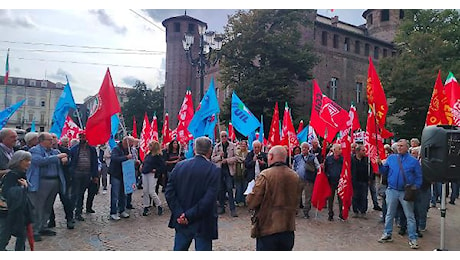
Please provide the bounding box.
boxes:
[162,14,207,126]
[362,9,404,43]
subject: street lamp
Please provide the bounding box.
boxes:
[182,24,223,100]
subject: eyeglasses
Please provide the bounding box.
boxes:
[44,138,53,141]
[221,135,227,137]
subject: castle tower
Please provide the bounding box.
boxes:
[362,9,404,43]
[162,14,207,126]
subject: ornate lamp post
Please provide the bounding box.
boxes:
[182,24,223,100]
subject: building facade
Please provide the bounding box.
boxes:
[163,9,403,127]
[0,76,64,132]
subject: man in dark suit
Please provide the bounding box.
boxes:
[165,136,220,251]
[244,140,268,182]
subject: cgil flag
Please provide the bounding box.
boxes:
[426,70,451,126]
[444,71,460,126]
[311,165,331,211]
[176,89,194,145]
[161,112,171,148]
[139,112,151,161]
[231,91,260,137]
[268,102,281,146]
[150,112,159,142]
[0,99,25,130]
[60,115,81,142]
[85,68,121,146]
[280,102,299,150]
[50,78,77,138]
[337,136,353,220]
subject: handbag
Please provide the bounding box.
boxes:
[398,156,417,202]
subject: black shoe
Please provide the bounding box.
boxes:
[47,220,56,228]
[449,201,455,205]
[86,208,96,214]
[126,205,135,210]
[299,204,304,209]
[303,214,310,219]
[67,220,75,230]
[231,210,238,217]
[142,207,150,216]
[417,231,423,238]
[157,206,163,216]
[328,216,333,221]
[39,229,57,236]
[373,205,383,211]
[398,228,407,236]
[33,234,42,242]
[75,215,85,221]
[217,208,225,215]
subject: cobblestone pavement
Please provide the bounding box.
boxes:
[6,188,460,251]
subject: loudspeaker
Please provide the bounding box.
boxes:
[421,125,460,182]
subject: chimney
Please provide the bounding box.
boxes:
[331,16,339,27]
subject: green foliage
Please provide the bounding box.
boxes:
[379,9,460,139]
[121,82,164,137]
[218,9,319,136]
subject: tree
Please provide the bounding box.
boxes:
[122,81,164,137]
[379,9,460,139]
[218,9,319,136]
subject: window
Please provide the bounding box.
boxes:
[188,23,195,33]
[18,78,25,85]
[344,38,350,52]
[381,10,390,21]
[374,46,379,59]
[383,49,388,58]
[40,113,45,124]
[40,81,47,87]
[333,34,339,49]
[41,100,45,107]
[364,44,370,56]
[28,97,35,106]
[174,22,180,32]
[16,112,22,122]
[40,127,44,132]
[330,77,338,101]
[356,82,363,104]
[355,40,361,54]
[368,14,373,25]
[321,31,328,46]
[399,10,405,20]
[28,113,34,122]
[29,80,36,86]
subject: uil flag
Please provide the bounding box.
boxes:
[311,165,331,211]
[132,116,138,138]
[60,115,81,142]
[50,78,77,138]
[161,112,172,148]
[85,68,121,146]
[228,122,236,142]
[268,102,280,146]
[258,115,264,144]
[30,119,36,132]
[188,79,220,139]
[0,99,25,130]
[365,108,386,173]
[139,112,151,161]
[426,70,451,126]
[176,89,194,144]
[150,113,159,142]
[108,114,119,150]
[444,71,460,126]
[337,136,353,220]
[4,48,9,85]
[297,120,304,134]
[231,92,260,137]
[280,102,299,149]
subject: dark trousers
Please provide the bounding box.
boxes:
[256,231,295,251]
[369,178,379,207]
[0,217,26,251]
[173,228,212,251]
[328,186,343,218]
[71,175,90,216]
[49,190,74,222]
[352,182,368,214]
[218,166,235,211]
[86,181,98,210]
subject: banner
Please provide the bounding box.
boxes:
[122,159,137,195]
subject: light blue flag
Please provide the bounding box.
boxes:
[248,130,257,151]
[50,78,77,138]
[231,92,260,137]
[30,118,36,132]
[297,124,309,143]
[0,99,26,130]
[188,78,220,139]
[258,114,264,143]
[185,139,194,159]
[108,114,119,149]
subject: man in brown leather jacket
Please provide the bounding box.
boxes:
[246,145,300,251]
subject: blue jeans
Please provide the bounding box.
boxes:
[234,178,247,204]
[110,176,126,215]
[431,182,442,205]
[173,228,212,251]
[415,188,431,230]
[384,188,417,240]
[256,231,294,251]
[218,166,235,211]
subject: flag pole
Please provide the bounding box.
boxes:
[75,109,84,130]
[372,104,380,159]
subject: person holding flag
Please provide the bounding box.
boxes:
[324,143,344,221]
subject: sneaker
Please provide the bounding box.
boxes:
[373,205,383,211]
[120,211,130,218]
[409,239,419,249]
[110,214,121,220]
[448,201,455,205]
[102,190,107,194]
[338,216,346,222]
[143,207,150,216]
[378,234,393,243]
[126,205,135,210]
[157,206,163,216]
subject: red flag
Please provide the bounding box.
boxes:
[139,112,151,161]
[60,115,82,143]
[26,223,34,251]
[161,112,171,148]
[176,90,194,145]
[228,122,236,141]
[444,71,459,126]
[85,68,121,146]
[311,165,331,211]
[367,57,388,128]
[150,113,159,142]
[337,136,353,220]
[365,109,386,173]
[297,120,304,134]
[268,102,281,146]
[281,102,299,150]
[132,116,138,138]
[349,102,361,131]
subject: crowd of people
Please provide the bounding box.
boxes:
[0,127,458,251]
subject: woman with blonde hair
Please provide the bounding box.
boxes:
[140,141,166,216]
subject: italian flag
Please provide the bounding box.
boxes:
[4,48,9,85]
[445,72,460,126]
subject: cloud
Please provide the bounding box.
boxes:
[89,9,127,35]
[122,76,141,87]
[47,68,75,83]
[0,10,36,28]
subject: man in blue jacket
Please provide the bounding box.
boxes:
[165,136,220,251]
[377,139,422,249]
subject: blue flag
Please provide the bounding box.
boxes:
[297,124,309,143]
[0,99,25,130]
[108,114,119,149]
[185,139,194,159]
[231,92,260,137]
[50,78,77,138]
[30,118,36,132]
[248,130,257,151]
[188,78,220,140]
[258,114,264,143]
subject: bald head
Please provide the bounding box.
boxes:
[268,145,287,165]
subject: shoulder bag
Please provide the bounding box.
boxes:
[398,156,417,201]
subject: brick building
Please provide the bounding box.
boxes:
[162,9,403,127]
